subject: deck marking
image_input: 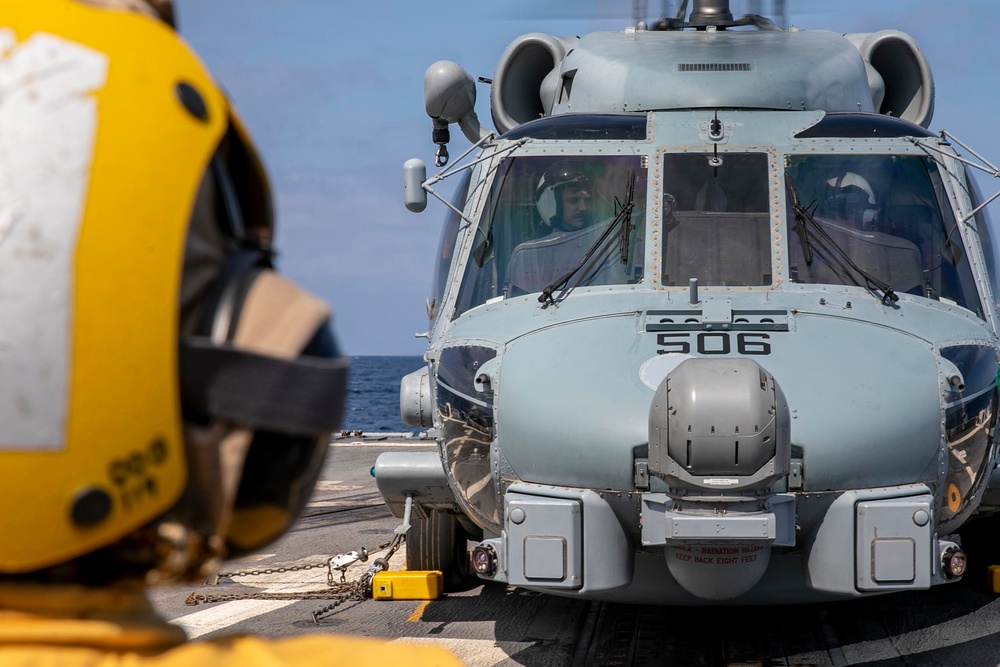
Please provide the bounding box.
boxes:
[170,599,298,639]
[169,548,402,639]
[788,597,1000,664]
[407,599,431,622]
[330,441,436,448]
[170,564,330,639]
[313,480,365,492]
[244,553,275,562]
[306,499,382,509]
[390,638,519,667]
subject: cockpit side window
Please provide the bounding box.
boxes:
[453,155,647,317]
[785,154,983,316]
[967,166,1000,314]
[428,171,470,322]
[660,152,772,287]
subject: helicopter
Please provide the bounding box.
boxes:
[374,0,1000,603]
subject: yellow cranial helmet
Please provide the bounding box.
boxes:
[0,0,347,583]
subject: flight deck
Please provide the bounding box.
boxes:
[149,438,1000,666]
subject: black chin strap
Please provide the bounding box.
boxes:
[180,337,348,436]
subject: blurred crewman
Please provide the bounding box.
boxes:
[0,1,461,664]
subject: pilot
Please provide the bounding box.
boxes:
[536,161,595,232]
[506,161,627,296]
[0,2,461,665]
[822,171,883,231]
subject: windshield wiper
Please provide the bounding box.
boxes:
[539,172,636,307]
[786,174,899,305]
[785,174,815,266]
[616,171,637,266]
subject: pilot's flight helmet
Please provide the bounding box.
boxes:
[535,161,591,226]
[0,0,347,584]
[825,172,880,228]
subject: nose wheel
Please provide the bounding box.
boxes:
[406,509,470,591]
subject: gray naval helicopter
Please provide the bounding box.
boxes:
[375,0,1000,603]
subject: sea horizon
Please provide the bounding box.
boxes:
[340,355,425,434]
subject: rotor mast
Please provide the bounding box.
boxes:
[659,0,787,29]
[688,0,733,23]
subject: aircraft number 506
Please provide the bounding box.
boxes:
[656,332,771,356]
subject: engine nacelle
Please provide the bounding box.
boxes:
[846,30,935,128]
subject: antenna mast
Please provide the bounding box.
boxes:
[633,0,647,25]
[774,0,787,28]
[689,0,734,24]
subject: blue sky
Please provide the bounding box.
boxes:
[173,0,1000,356]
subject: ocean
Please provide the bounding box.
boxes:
[340,355,426,434]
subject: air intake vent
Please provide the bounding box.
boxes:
[677,63,753,72]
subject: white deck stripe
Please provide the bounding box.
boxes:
[789,597,1000,664]
[169,599,299,640]
[330,441,436,448]
[169,546,406,639]
[390,637,521,667]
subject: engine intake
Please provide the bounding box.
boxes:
[490,33,577,134]
[846,30,935,128]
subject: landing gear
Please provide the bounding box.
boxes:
[406,510,469,591]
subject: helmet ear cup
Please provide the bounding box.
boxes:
[180,252,346,557]
[536,185,557,225]
[825,172,878,228]
[215,289,342,555]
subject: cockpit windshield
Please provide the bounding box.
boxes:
[785,154,982,314]
[454,155,647,316]
[661,152,772,286]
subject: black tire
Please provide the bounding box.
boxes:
[406,510,469,591]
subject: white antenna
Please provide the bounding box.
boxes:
[633,0,647,25]
[774,0,787,28]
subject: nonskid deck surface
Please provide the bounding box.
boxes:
[148,439,1000,666]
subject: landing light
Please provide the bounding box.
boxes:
[942,546,967,579]
[471,544,497,576]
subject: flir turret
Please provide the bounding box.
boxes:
[643,358,793,599]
